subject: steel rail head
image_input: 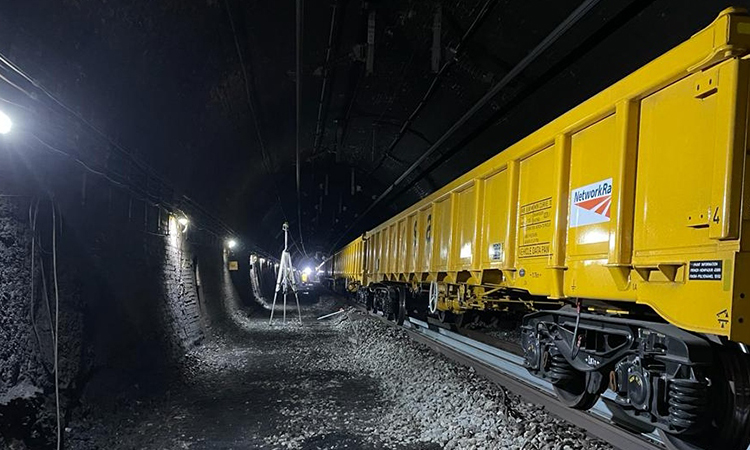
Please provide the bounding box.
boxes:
[358,305,663,450]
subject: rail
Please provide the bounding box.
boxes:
[362,309,666,450]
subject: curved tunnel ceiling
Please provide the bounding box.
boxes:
[0,0,742,258]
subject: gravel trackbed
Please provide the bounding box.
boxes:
[67,298,612,450]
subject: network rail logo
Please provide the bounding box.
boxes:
[569,178,612,228]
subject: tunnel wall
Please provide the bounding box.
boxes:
[0,196,87,448]
[0,180,230,448]
[0,198,59,448]
[228,252,254,308]
[195,246,247,331]
[162,221,205,349]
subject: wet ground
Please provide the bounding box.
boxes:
[66,295,610,450]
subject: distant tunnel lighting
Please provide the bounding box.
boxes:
[227,239,237,249]
[176,216,189,233]
[302,266,313,276]
[0,111,11,134]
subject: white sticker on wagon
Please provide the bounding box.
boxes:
[570,178,613,228]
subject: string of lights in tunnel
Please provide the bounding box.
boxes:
[0,51,254,256]
[0,10,322,262]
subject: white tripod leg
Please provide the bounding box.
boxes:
[282,252,290,323]
[269,255,286,324]
[289,271,302,323]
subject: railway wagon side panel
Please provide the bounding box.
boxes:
[381,225,390,277]
[374,229,383,279]
[356,237,365,283]
[348,246,353,278]
[333,249,342,277]
[383,227,389,278]
[365,232,374,280]
[342,242,348,278]
[453,182,478,272]
[479,169,510,272]
[371,231,380,280]
[397,218,408,276]
[370,230,378,277]
[433,196,453,272]
[388,223,398,276]
[381,227,389,278]
[515,145,556,296]
[360,235,368,284]
[382,226,391,278]
[406,213,418,274]
[419,206,433,273]
[341,240,350,279]
[351,245,355,276]
[631,56,748,337]
[332,240,348,279]
[509,55,750,336]
[564,113,622,300]
[333,236,364,285]
[354,238,363,282]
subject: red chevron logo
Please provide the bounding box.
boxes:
[569,178,613,228]
[574,195,612,218]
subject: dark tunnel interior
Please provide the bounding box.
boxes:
[1,1,748,449]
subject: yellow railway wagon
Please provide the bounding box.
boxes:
[335,9,750,449]
[366,6,750,342]
[332,235,364,290]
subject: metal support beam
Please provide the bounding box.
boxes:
[366,9,376,75]
[431,4,442,73]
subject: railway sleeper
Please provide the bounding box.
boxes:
[521,309,750,449]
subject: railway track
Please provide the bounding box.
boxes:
[360,308,666,450]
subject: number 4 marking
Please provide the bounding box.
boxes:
[713,207,720,224]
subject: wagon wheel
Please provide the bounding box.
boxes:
[659,343,750,450]
[395,288,407,325]
[365,290,374,312]
[553,372,600,410]
[658,431,705,450]
[428,280,439,314]
[454,311,473,328]
[385,294,396,320]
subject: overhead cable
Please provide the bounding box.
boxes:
[51,200,61,450]
[388,0,657,207]
[367,0,499,176]
[0,52,238,240]
[0,53,164,188]
[223,0,303,250]
[295,0,309,258]
[330,0,603,252]
[311,2,339,154]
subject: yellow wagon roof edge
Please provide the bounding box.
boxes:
[359,7,750,239]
